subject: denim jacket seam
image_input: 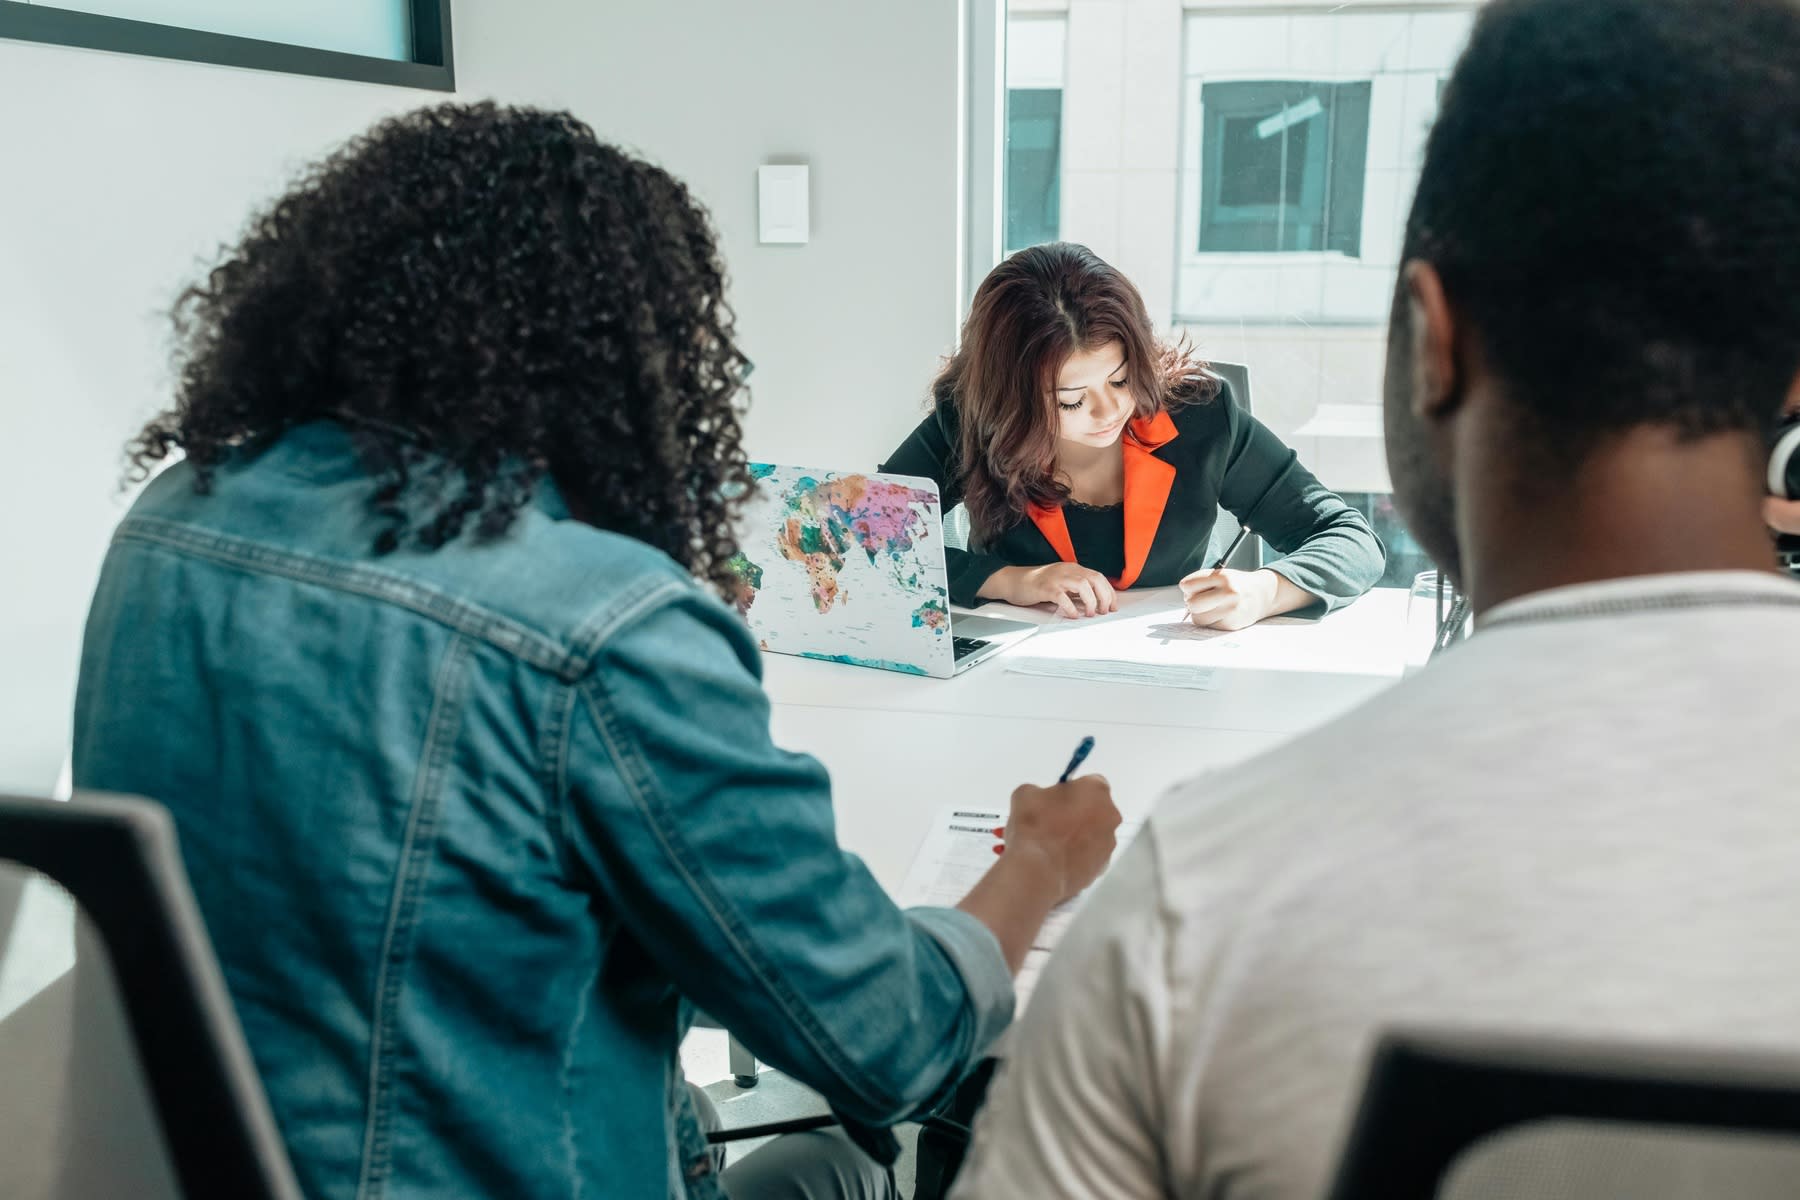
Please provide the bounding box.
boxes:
[564,574,695,666]
[557,956,601,1200]
[575,677,906,1114]
[544,578,691,887]
[353,634,473,1200]
[115,518,585,679]
[541,682,579,882]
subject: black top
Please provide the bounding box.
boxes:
[879,376,1386,610]
[1061,501,1127,582]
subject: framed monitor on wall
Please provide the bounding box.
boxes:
[0,0,454,91]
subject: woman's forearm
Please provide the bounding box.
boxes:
[975,565,1029,605]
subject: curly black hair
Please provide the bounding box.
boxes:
[130,101,754,596]
[1406,0,1800,447]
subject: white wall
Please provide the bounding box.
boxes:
[452,1,962,466]
[0,0,963,793]
[0,45,416,796]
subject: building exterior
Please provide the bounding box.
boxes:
[1003,0,1482,582]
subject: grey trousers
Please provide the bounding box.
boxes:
[689,1085,898,1200]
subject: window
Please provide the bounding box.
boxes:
[1341,493,1435,589]
[0,0,453,90]
[1176,10,1477,331]
[1198,81,1370,256]
[986,1,1484,556]
[1006,89,1062,253]
[1002,12,1066,255]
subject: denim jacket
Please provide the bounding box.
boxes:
[72,422,1013,1200]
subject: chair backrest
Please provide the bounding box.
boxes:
[1327,1027,1800,1200]
[0,792,303,1200]
[1201,361,1264,571]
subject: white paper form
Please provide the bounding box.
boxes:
[897,803,1144,1010]
[1001,606,1250,690]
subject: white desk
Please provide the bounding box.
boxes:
[765,586,1411,891]
[687,587,1411,1086]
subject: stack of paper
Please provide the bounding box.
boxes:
[1001,606,1244,690]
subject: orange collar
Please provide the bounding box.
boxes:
[1027,410,1180,590]
[1126,409,1179,451]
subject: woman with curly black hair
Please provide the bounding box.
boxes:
[70,102,1118,1200]
[131,102,755,587]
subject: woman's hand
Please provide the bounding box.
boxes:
[985,563,1118,618]
[1179,568,1279,631]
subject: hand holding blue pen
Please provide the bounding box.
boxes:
[973,739,1120,949]
[1058,736,1096,783]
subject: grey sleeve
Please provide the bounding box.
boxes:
[1216,392,1387,616]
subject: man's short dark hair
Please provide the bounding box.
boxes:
[1406,0,1800,444]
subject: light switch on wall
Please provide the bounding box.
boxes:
[758,164,809,245]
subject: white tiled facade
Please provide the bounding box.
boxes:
[1006,0,1482,492]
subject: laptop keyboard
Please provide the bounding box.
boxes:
[952,636,991,661]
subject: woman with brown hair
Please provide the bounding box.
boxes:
[881,242,1385,626]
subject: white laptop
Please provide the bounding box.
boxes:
[730,464,1038,677]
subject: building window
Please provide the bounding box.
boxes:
[1002,12,1066,256]
[1198,80,1371,256]
[1006,88,1063,254]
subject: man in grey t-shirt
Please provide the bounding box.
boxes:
[952,1,1800,1197]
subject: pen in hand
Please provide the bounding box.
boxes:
[993,735,1101,856]
[1210,525,1251,572]
[1058,736,1096,783]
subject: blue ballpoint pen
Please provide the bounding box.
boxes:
[1058,736,1096,783]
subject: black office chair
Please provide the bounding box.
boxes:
[1202,361,1265,572]
[1326,1027,1800,1200]
[0,792,304,1200]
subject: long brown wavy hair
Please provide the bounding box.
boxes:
[930,243,1219,544]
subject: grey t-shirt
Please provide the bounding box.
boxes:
[953,571,1800,1200]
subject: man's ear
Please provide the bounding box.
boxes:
[1401,261,1461,422]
